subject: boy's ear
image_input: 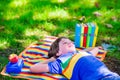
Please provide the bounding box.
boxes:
[56,53,59,56]
[56,51,62,56]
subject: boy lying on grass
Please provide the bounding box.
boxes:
[30,37,120,80]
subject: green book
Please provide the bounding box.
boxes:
[86,23,92,47]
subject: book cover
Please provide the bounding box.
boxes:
[86,23,92,47]
[83,24,88,47]
[80,23,84,47]
[89,23,95,47]
[93,22,98,47]
[75,24,81,47]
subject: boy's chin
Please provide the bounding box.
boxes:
[69,50,76,53]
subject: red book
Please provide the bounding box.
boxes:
[83,24,88,47]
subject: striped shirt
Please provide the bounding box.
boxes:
[48,51,118,80]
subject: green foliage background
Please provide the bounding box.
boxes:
[0,0,120,79]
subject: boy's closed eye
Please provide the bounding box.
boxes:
[63,42,68,44]
[63,41,74,45]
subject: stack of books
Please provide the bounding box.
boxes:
[75,22,98,48]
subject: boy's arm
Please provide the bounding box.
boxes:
[30,62,49,73]
[30,57,56,73]
[79,47,99,56]
[85,47,99,56]
[42,57,56,64]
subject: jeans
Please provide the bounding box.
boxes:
[101,76,120,80]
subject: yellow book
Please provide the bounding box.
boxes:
[80,23,84,47]
[93,22,98,47]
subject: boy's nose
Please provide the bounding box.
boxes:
[68,42,74,46]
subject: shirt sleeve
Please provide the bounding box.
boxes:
[48,59,62,74]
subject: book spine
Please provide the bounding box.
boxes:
[86,23,92,47]
[80,24,84,47]
[83,24,88,47]
[93,23,98,47]
[75,24,81,47]
[89,23,95,47]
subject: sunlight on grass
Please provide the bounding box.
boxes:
[23,39,35,47]
[22,28,50,47]
[0,40,9,49]
[70,0,96,9]
[4,14,20,20]
[51,0,66,3]
[24,28,40,36]
[15,38,36,48]
[101,35,118,43]
[9,0,28,8]
[3,9,20,20]
[33,12,48,21]
[33,8,70,20]
[44,22,56,31]
[83,0,97,7]
[3,0,28,20]
[48,9,70,19]
[102,35,111,41]
[24,28,49,37]
[96,9,119,24]
[58,29,71,37]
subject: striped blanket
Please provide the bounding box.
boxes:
[1,36,107,80]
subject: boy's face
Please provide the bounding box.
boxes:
[57,38,76,56]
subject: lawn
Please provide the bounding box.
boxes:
[0,0,120,79]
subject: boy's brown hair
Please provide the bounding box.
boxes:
[48,37,68,58]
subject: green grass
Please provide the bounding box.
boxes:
[0,0,120,79]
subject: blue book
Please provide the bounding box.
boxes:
[75,24,81,48]
[89,23,95,47]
